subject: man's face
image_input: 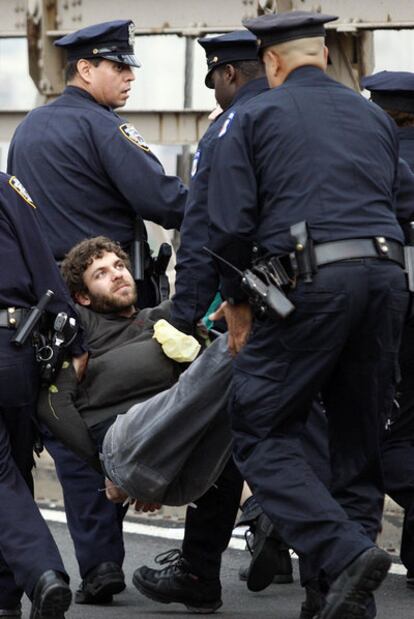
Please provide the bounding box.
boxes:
[77,251,137,316]
[210,66,235,111]
[88,59,135,108]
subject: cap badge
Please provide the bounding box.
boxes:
[128,22,136,47]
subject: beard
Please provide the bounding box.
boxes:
[88,282,138,314]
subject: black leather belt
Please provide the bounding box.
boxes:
[314,238,405,269]
[0,308,27,329]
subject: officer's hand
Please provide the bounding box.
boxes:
[210,301,252,356]
[72,351,89,381]
[104,477,129,503]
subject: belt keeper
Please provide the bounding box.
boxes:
[7,307,17,328]
[374,236,390,257]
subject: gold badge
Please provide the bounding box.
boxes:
[8,176,36,208]
[119,123,150,151]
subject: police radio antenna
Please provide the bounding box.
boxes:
[202,246,243,275]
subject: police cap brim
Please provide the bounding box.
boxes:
[99,52,141,68]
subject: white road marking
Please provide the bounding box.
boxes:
[40,508,406,576]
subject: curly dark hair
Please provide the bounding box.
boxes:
[61,236,131,297]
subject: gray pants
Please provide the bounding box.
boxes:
[101,335,233,505]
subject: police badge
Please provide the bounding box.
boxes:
[128,22,136,47]
[8,176,36,208]
[119,123,150,151]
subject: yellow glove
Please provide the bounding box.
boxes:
[153,319,201,363]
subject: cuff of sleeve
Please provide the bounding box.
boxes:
[221,277,249,305]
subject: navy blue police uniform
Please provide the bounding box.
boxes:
[0,172,84,614]
[169,32,266,589]
[171,31,267,333]
[207,12,411,614]
[7,20,186,603]
[362,70,414,586]
[7,20,186,260]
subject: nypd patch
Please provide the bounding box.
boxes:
[119,123,150,151]
[8,176,36,208]
[191,150,201,177]
[218,111,236,138]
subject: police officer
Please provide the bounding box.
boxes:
[7,19,187,605]
[133,32,285,612]
[0,171,86,618]
[362,71,414,590]
[8,19,186,260]
[208,11,411,619]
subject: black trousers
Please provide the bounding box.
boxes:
[230,260,408,584]
[382,318,414,574]
[182,456,243,580]
[0,331,66,607]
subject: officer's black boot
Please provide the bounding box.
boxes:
[30,570,72,619]
[236,497,293,591]
[299,580,324,619]
[75,562,125,604]
[133,549,222,614]
[319,547,391,619]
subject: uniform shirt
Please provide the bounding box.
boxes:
[0,172,84,353]
[7,86,187,259]
[399,127,414,171]
[171,77,268,333]
[208,66,406,301]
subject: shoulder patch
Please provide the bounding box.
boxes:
[191,150,201,177]
[8,176,36,208]
[119,123,150,151]
[218,111,236,138]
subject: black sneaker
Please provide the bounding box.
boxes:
[319,547,391,619]
[75,562,125,605]
[245,513,293,591]
[133,549,222,614]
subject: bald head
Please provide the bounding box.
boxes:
[263,36,328,87]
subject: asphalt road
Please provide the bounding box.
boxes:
[19,512,414,619]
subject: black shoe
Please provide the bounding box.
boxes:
[407,571,414,590]
[319,547,391,619]
[30,570,71,619]
[75,562,125,604]
[133,549,222,614]
[299,581,324,619]
[245,513,293,592]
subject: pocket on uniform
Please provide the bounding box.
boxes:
[232,360,289,426]
[279,291,347,352]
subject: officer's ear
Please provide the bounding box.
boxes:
[322,45,329,70]
[223,64,237,85]
[263,48,281,87]
[76,59,94,84]
[74,291,91,307]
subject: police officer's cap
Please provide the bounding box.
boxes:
[361,71,414,114]
[243,10,338,51]
[198,31,259,89]
[55,20,141,68]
